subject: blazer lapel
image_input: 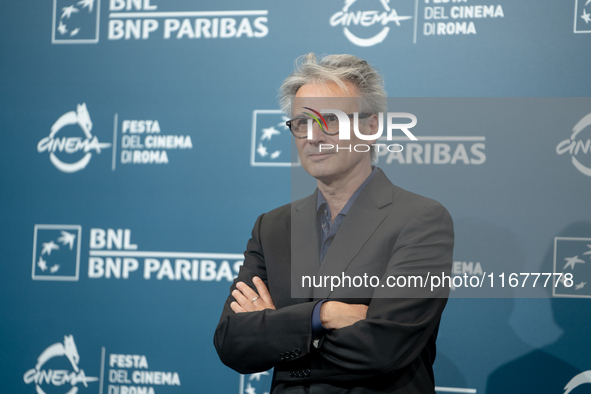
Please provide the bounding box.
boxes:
[291,191,321,299]
[313,170,393,299]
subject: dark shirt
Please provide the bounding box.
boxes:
[311,166,379,338]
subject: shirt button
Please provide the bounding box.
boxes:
[322,224,326,229]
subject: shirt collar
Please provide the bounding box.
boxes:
[316,166,379,216]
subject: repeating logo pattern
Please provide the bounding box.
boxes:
[53,0,101,43]
[553,237,591,298]
[564,370,591,394]
[251,110,299,167]
[23,335,99,394]
[32,225,81,281]
[329,0,413,47]
[37,103,111,173]
[556,112,591,177]
[575,0,591,33]
[239,371,272,394]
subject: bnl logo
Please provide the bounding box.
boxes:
[553,237,591,298]
[32,225,81,281]
[239,370,272,394]
[574,0,591,33]
[251,110,300,167]
[52,0,101,44]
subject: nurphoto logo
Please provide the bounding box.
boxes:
[288,107,418,154]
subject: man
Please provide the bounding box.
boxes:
[214,53,454,393]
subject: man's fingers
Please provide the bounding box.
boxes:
[253,277,274,306]
[232,288,255,312]
[359,305,369,319]
[232,280,276,311]
[236,281,259,303]
[230,301,246,313]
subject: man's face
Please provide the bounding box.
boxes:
[292,82,378,183]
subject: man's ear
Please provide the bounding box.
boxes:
[368,114,379,135]
[364,113,381,146]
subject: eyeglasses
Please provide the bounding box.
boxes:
[286,113,372,139]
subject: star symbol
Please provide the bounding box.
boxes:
[257,143,268,157]
[41,241,60,256]
[50,264,60,273]
[38,256,48,272]
[564,255,585,270]
[61,5,79,19]
[70,27,80,36]
[270,151,281,159]
[261,126,280,141]
[245,383,257,394]
[581,9,591,24]
[77,0,95,12]
[57,20,68,35]
[58,231,76,250]
[575,281,587,290]
[249,371,269,381]
[278,116,290,130]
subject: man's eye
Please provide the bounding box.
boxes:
[325,115,338,123]
[293,119,306,127]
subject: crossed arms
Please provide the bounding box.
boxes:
[213,202,454,381]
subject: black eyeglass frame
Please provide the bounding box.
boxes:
[286,113,373,139]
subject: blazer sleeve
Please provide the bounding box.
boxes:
[303,203,454,380]
[213,213,318,374]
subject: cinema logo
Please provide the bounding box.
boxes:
[329,0,413,47]
[38,103,111,173]
[23,335,98,394]
[23,334,183,394]
[556,112,591,177]
[564,370,591,394]
[88,228,243,281]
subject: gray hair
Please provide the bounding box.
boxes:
[279,53,387,161]
[279,53,387,117]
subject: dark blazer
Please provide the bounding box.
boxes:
[214,168,454,393]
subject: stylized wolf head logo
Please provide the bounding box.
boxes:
[76,103,93,137]
[63,335,80,371]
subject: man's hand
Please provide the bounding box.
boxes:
[231,276,276,313]
[320,301,368,330]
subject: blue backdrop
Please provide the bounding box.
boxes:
[1,1,591,394]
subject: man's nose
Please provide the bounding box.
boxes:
[307,120,326,144]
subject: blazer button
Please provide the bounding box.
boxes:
[289,372,295,378]
[289,351,296,358]
[305,369,311,377]
[294,348,301,356]
[280,353,285,361]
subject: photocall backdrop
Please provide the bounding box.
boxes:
[1,1,590,394]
